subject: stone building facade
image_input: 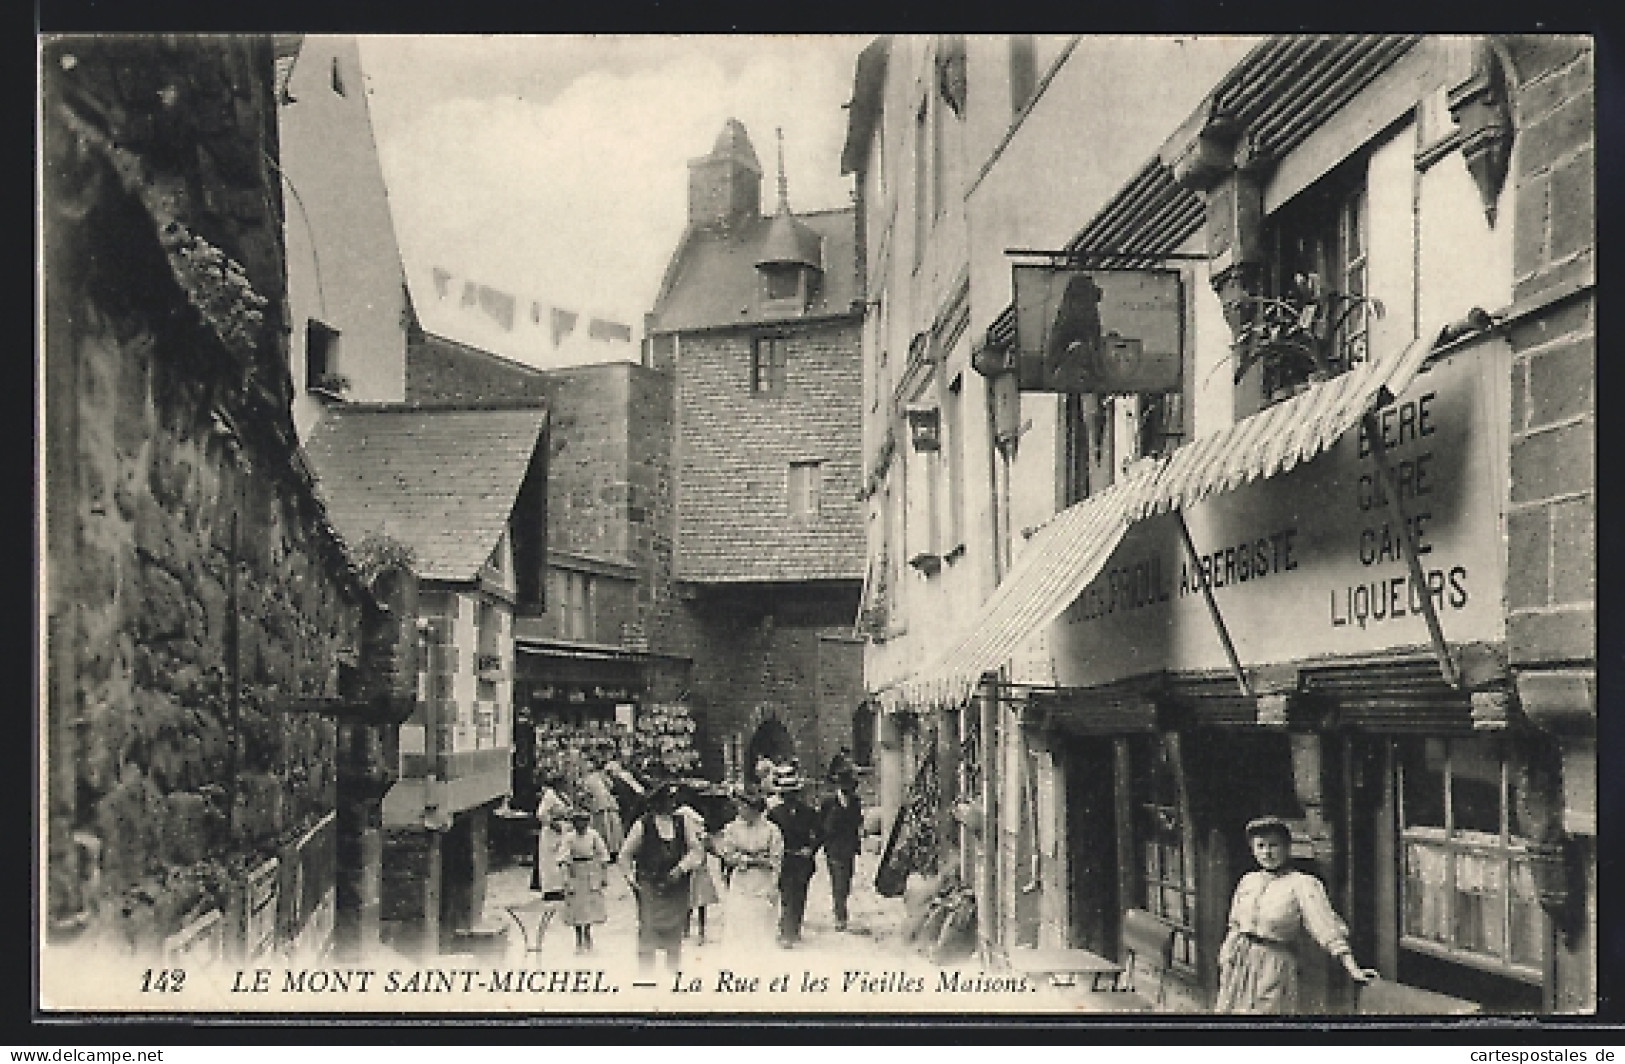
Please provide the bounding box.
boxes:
[404,334,692,795]
[41,34,414,975]
[645,120,867,785]
[847,33,1595,1014]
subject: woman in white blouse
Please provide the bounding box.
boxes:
[717,790,784,949]
[1215,816,1378,1013]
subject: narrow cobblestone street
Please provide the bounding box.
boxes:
[466,844,1128,1014]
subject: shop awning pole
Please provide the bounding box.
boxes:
[1361,411,1461,688]
[1174,508,1254,698]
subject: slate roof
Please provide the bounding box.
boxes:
[303,403,548,582]
[647,207,859,334]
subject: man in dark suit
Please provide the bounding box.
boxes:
[767,765,822,947]
[819,766,864,932]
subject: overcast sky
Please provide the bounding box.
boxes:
[356,35,866,367]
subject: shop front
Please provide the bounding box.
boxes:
[1024,333,1581,1013]
[512,638,697,807]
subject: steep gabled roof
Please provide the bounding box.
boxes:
[840,36,891,176]
[647,207,859,333]
[304,403,548,582]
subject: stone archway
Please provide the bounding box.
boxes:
[745,715,795,773]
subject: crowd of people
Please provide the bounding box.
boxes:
[520,751,866,971]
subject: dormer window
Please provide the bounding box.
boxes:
[756,129,824,316]
[762,263,800,302]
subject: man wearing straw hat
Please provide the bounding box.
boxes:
[766,763,822,948]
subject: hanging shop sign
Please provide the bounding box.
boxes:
[1051,340,1509,689]
[1012,265,1184,393]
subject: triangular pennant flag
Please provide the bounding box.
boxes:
[588,317,632,343]
[477,284,516,331]
[551,307,579,347]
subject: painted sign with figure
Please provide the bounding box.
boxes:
[1013,266,1184,393]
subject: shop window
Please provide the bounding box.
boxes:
[1137,738,1197,971]
[751,335,788,394]
[1398,738,1543,982]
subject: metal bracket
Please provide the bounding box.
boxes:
[1361,410,1461,688]
[1174,508,1254,698]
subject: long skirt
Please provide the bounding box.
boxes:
[724,865,779,948]
[1215,935,1299,1013]
[563,860,607,926]
[690,854,721,908]
[635,876,691,948]
[532,825,568,899]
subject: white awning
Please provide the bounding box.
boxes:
[877,460,1159,713]
[1131,328,1440,520]
[876,324,1446,714]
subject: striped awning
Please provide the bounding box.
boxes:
[876,323,1446,714]
[1132,327,1440,520]
[877,460,1160,713]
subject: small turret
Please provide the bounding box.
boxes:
[755,129,824,313]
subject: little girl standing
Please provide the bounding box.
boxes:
[562,808,610,953]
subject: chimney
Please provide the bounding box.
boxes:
[686,118,762,230]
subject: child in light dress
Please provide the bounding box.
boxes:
[561,809,610,953]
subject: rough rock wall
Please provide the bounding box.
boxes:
[43,34,371,955]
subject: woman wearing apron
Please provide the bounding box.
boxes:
[618,783,704,973]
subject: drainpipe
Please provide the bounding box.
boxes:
[978,677,997,964]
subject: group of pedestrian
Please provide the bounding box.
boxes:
[522,751,865,971]
[736,754,864,950]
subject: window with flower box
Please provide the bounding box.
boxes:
[1227,155,1382,411]
[1397,737,1544,983]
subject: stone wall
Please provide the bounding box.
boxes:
[43,35,373,957]
[670,320,865,583]
[1501,34,1595,1014]
[1504,35,1594,668]
[682,585,863,781]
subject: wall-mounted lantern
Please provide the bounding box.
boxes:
[904,403,941,452]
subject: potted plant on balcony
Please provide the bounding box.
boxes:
[1223,272,1384,396]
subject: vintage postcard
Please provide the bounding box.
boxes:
[37,32,1598,1019]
